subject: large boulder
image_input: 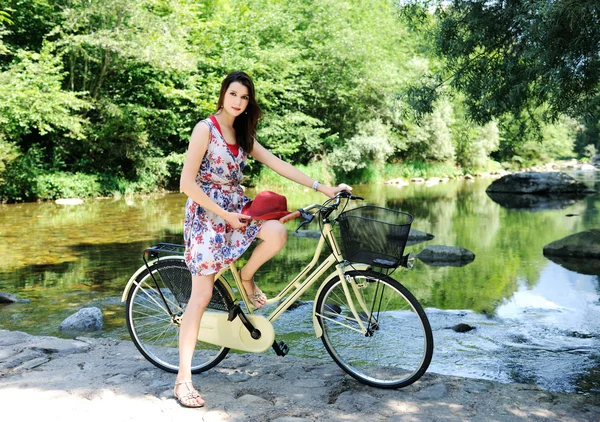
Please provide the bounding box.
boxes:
[543,229,600,275]
[417,245,475,267]
[486,172,590,194]
[59,307,103,332]
[486,172,595,211]
[543,229,600,258]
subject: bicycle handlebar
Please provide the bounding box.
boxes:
[278,210,301,224]
[277,190,363,226]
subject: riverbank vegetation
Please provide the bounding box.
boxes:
[0,1,598,202]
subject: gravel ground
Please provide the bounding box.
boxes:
[1,329,599,422]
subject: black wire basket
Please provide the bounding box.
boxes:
[337,205,413,269]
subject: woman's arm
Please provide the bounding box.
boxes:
[250,141,351,198]
[180,122,249,228]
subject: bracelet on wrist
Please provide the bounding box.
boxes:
[311,180,319,191]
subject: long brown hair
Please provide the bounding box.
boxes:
[215,71,262,153]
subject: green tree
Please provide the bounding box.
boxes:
[496,111,579,167]
[190,0,410,163]
[0,47,89,201]
[3,0,553,201]
[433,0,600,122]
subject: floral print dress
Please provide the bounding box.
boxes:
[183,116,263,276]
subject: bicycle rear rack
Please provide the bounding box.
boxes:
[144,242,185,261]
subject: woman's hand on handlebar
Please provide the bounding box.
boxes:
[319,183,353,199]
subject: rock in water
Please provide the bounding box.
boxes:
[486,172,590,194]
[449,323,476,333]
[0,292,30,303]
[417,245,475,267]
[59,307,103,331]
[543,229,600,259]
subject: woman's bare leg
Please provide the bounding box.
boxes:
[175,273,214,406]
[240,220,287,305]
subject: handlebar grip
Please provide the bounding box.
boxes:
[279,210,301,224]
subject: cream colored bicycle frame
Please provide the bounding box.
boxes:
[215,206,374,338]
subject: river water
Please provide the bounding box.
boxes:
[1,173,599,394]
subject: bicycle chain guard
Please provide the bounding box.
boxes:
[197,310,275,353]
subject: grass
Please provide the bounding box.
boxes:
[250,160,483,188]
[383,161,463,181]
[248,160,335,188]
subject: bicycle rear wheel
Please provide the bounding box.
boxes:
[315,270,433,388]
[125,257,231,373]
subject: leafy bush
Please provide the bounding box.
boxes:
[0,144,44,202]
[35,172,101,200]
[405,99,456,163]
[583,144,597,159]
[329,119,394,183]
[0,136,19,182]
[456,121,500,172]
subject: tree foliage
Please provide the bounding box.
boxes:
[0,0,592,201]
[434,0,600,121]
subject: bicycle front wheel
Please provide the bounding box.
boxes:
[315,270,433,388]
[125,257,231,373]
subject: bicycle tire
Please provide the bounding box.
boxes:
[315,270,433,388]
[125,257,231,373]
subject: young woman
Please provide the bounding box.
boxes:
[175,71,351,407]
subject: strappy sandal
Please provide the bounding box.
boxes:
[241,277,267,309]
[173,380,205,408]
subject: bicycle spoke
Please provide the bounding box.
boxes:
[316,312,365,334]
[126,259,231,374]
[137,283,181,314]
[316,270,433,388]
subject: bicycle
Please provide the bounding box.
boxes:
[121,191,433,388]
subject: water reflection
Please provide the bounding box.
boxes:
[545,255,600,276]
[486,192,589,211]
[0,176,599,393]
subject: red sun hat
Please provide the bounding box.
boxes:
[241,191,291,220]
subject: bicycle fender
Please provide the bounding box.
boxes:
[120,255,185,302]
[312,264,371,338]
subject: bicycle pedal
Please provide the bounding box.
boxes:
[272,341,289,357]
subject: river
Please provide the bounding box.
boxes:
[1,172,599,394]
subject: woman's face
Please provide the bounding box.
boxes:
[222,81,249,117]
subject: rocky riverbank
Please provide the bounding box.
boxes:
[1,330,599,421]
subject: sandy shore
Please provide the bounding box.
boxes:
[1,329,599,421]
